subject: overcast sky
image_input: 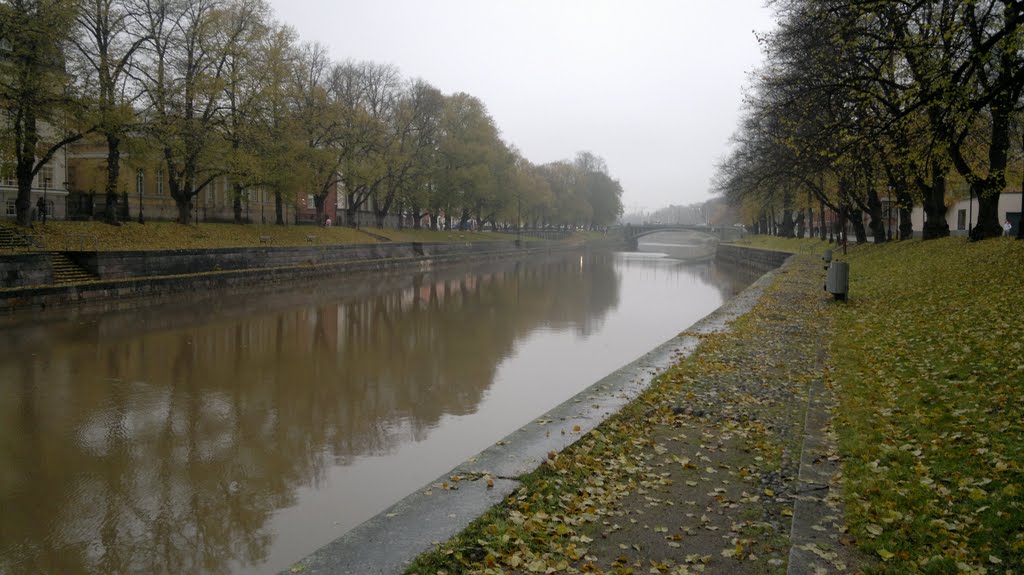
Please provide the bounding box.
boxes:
[264,0,776,213]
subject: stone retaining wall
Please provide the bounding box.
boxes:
[715,243,791,271]
[0,241,561,313]
[0,253,52,287]
[67,241,520,280]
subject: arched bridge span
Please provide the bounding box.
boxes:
[613,224,746,248]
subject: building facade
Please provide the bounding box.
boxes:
[910,192,1023,237]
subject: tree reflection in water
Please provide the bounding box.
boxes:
[0,250,755,574]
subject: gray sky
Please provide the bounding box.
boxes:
[264,0,775,213]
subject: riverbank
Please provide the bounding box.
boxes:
[0,220,546,251]
[399,236,1023,575]
[0,221,612,312]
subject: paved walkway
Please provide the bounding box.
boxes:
[543,254,867,575]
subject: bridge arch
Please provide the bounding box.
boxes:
[616,224,745,248]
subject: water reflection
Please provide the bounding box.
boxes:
[0,250,755,575]
[637,230,719,262]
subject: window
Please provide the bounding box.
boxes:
[37,163,54,188]
[1,162,14,187]
[136,169,144,196]
[957,209,966,230]
[5,198,15,216]
[156,167,164,196]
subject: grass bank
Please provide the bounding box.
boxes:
[745,235,1024,572]
[1,220,574,251]
[819,237,1024,573]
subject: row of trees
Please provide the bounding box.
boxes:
[0,0,623,229]
[715,0,1024,241]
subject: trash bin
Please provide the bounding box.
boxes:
[826,261,849,301]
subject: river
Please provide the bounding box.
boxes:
[0,237,759,574]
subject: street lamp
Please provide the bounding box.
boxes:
[517,193,522,246]
[42,177,50,224]
[137,169,145,224]
[887,186,892,241]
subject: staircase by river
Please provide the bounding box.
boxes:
[51,252,97,284]
[0,227,33,250]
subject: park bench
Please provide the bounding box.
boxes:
[259,235,272,244]
[305,234,319,244]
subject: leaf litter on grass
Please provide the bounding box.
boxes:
[830,237,1024,574]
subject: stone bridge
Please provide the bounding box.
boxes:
[613,224,746,249]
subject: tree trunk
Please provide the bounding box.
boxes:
[233,183,244,223]
[274,191,284,225]
[104,134,122,224]
[779,189,795,237]
[921,161,949,240]
[819,200,826,240]
[849,208,867,244]
[15,156,35,228]
[866,186,885,243]
[176,197,193,224]
[890,177,914,240]
[1018,166,1024,240]
[314,193,326,226]
[969,180,1004,240]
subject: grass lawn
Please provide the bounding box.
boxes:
[1,220,523,251]
[745,235,1024,573]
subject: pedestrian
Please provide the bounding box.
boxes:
[325,217,332,227]
[1003,220,1012,237]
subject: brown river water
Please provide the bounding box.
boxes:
[0,238,761,574]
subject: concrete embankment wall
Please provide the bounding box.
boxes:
[0,253,52,287]
[69,241,522,280]
[715,243,791,271]
[0,240,581,314]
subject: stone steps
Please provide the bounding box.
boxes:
[51,252,97,284]
[0,227,31,250]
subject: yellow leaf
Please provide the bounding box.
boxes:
[877,549,895,561]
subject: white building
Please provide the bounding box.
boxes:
[1,135,71,221]
[910,192,1022,237]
